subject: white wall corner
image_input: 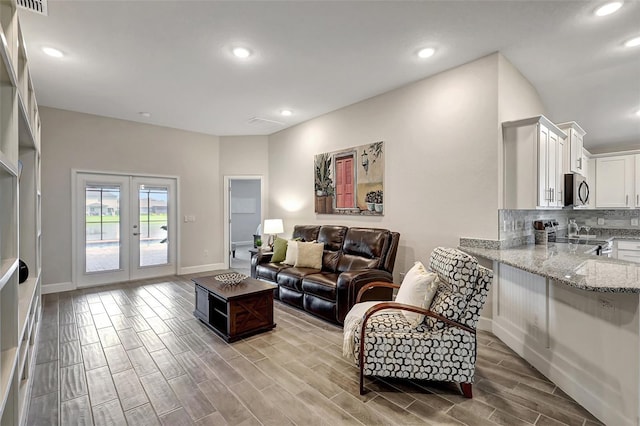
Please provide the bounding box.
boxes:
[178,263,226,275]
[42,282,76,294]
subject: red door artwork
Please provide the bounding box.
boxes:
[336,156,354,208]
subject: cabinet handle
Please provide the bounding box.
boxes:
[637,194,639,206]
[577,157,582,169]
[627,195,629,206]
[551,188,554,202]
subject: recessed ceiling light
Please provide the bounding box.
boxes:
[624,36,640,47]
[635,109,640,117]
[42,46,64,58]
[595,1,623,16]
[280,109,292,117]
[138,112,151,118]
[417,47,435,59]
[232,47,251,59]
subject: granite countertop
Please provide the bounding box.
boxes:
[460,242,640,293]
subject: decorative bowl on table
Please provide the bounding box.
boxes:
[213,272,247,286]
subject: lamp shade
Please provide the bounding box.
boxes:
[263,219,284,235]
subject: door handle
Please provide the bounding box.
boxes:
[626,195,629,206]
[133,232,141,236]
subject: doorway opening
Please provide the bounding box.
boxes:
[223,176,263,276]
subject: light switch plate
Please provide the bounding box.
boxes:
[632,218,639,226]
[597,218,605,225]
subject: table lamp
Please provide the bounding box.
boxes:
[263,219,284,250]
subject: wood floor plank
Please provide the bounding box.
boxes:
[77,325,101,346]
[168,374,216,421]
[178,333,208,356]
[158,331,190,355]
[92,399,127,426]
[174,350,216,384]
[127,346,160,377]
[93,312,114,329]
[165,318,194,336]
[228,380,294,426]
[97,326,122,348]
[81,341,108,370]
[31,361,59,398]
[76,311,95,327]
[109,314,133,331]
[112,368,149,411]
[60,340,83,367]
[198,378,256,425]
[194,411,230,426]
[35,338,58,364]
[138,329,167,352]
[116,327,143,350]
[159,407,195,426]
[27,392,59,426]
[60,395,93,426]
[103,344,133,373]
[59,323,79,343]
[124,403,162,426]
[86,366,118,406]
[60,363,88,402]
[146,316,172,334]
[150,348,186,380]
[139,371,182,416]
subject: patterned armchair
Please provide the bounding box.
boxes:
[347,247,493,397]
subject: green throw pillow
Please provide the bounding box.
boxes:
[271,237,288,263]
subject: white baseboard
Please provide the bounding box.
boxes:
[231,240,253,246]
[178,263,226,275]
[42,282,75,294]
[477,316,492,332]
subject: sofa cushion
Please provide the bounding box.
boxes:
[277,267,319,291]
[322,250,341,272]
[256,263,288,282]
[295,242,324,269]
[337,228,390,272]
[302,273,339,300]
[292,225,320,242]
[284,240,299,266]
[318,226,348,251]
[271,237,288,263]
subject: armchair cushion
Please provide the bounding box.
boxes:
[395,261,439,326]
[426,287,467,331]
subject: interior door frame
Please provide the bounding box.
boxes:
[223,175,265,269]
[71,169,180,288]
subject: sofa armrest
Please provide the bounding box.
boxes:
[250,250,274,278]
[336,269,394,323]
[356,281,400,303]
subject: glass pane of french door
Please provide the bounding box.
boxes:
[85,184,121,272]
[138,185,169,267]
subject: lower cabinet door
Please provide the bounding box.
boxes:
[194,285,210,322]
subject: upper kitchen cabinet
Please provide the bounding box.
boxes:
[595,154,635,208]
[503,115,567,209]
[556,122,586,176]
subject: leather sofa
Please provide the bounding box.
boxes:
[250,225,400,324]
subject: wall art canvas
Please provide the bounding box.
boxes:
[314,141,384,215]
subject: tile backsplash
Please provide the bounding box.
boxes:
[499,209,640,242]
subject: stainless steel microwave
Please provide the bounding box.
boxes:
[564,173,589,206]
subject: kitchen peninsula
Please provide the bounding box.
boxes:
[461,240,640,426]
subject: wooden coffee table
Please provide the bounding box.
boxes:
[192,271,276,342]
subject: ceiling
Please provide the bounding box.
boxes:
[17,1,640,152]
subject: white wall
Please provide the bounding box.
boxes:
[230,179,261,243]
[268,53,507,278]
[40,107,223,287]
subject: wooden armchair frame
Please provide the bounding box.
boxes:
[355,282,476,397]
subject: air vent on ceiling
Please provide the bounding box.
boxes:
[17,0,48,16]
[247,116,286,131]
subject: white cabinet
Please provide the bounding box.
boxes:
[503,115,567,209]
[0,2,42,425]
[595,155,634,208]
[557,122,586,176]
[614,240,640,264]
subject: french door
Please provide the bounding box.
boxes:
[75,172,177,287]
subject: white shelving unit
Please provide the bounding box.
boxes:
[0,2,42,425]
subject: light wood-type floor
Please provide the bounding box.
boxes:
[27,274,604,426]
